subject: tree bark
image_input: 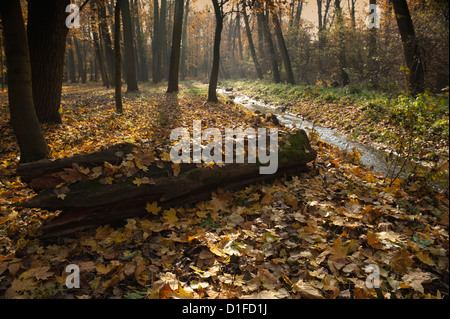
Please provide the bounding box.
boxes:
[391,0,424,95]
[243,4,263,79]
[180,0,190,81]
[271,11,295,84]
[167,0,185,93]
[90,2,110,88]
[0,0,50,163]
[160,0,168,80]
[132,0,149,82]
[334,0,350,86]
[121,0,139,91]
[27,0,70,124]
[367,0,378,87]
[67,37,77,83]
[152,0,162,83]
[73,37,87,84]
[115,0,123,113]
[96,0,115,85]
[207,0,224,102]
[261,10,280,83]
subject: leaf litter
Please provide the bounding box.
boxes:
[0,83,448,299]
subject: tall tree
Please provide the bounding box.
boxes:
[96,0,115,85]
[261,8,280,83]
[367,0,378,86]
[0,0,50,162]
[115,0,123,113]
[27,0,70,124]
[73,36,87,84]
[207,0,229,102]
[160,0,168,79]
[270,2,295,84]
[67,37,77,83]
[132,0,149,82]
[152,0,162,83]
[243,3,263,79]
[121,0,139,91]
[334,0,350,86]
[167,0,185,93]
[391,0,424,94]
[90,1,110,87]
[180,0,191,81]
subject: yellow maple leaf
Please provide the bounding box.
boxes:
[163,208,178,223]
[416,251,435,266]
[145,201,161,215]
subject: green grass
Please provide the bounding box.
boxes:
[221,79,449,153]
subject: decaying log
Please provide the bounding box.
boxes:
[17,130,316,237]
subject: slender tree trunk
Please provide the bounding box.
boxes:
[67,37,77,83]
[90,2,110,87]
[243,4,263,79]
[272,11,295,84]
[180,0,190,81]
[96,0,115,86]
[207,0,223,102]
[152,0,162,83]
[0,0,49,162]
[27,0,70,124]
[335,0,350,86]
[160,0,168,80]
[167,0,184,93]
[73,37,87,84]
[262,11,280,83]
[368,0,378,87]
[391,0,424,94]
[121,0,139,91]
[236,3,243,60]
[115,0,123,113]
[132,0,149,82]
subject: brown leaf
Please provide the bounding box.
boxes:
[389,248,414,274]
[293,279,324,299]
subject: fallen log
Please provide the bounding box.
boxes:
[17,142,137,191]
[17,130,316,237]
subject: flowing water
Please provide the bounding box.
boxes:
[217,88,439,187]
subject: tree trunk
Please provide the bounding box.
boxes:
[0,0,50,163]
[132,0,149,82]
[90,2,110,88]
[207,0,223,102]
[180,0,190,81]
[18,130,316,237]
[96,0,115,85]
[73,37,87,84]
[271,12,295,84]
[160,0,168,80]
[243,4,263,79]
[27,0,70,124]
[367,0,378,87]
[391,0,424,95]
[334,0,350,86]
[67,37,77,83]
[121,0,139,91]
[115,0,123,113]
[152,0,162,83]
[261,11,281,83]
[167,0,184,93]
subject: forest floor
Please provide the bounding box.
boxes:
[0,82,448,299]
